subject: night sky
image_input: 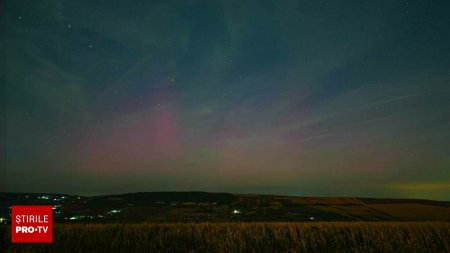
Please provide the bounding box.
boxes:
[2,0,450,200]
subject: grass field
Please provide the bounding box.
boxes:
[2,222,450,253]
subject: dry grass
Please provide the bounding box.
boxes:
[2,222,449,253]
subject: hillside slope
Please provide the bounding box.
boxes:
[1,192,449,222]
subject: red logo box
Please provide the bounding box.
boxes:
[12,206,53,243]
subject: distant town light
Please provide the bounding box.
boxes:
[310,217,315,220]
[69,215,83,220]
[232,209,240,214]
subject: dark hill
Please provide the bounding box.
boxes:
[1,192,449,223]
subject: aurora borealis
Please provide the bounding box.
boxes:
[2,0,450,200]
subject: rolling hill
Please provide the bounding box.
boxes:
[1,192,449,223]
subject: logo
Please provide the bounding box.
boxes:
[12,206,53,243]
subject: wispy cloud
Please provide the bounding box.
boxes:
[389,182,450,190]
[360,93,422,111]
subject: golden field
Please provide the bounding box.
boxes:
[2,222,450,253]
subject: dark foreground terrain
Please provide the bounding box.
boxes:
[1,192,450,223]
[2,222,450,253]
[1,192,449,252]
